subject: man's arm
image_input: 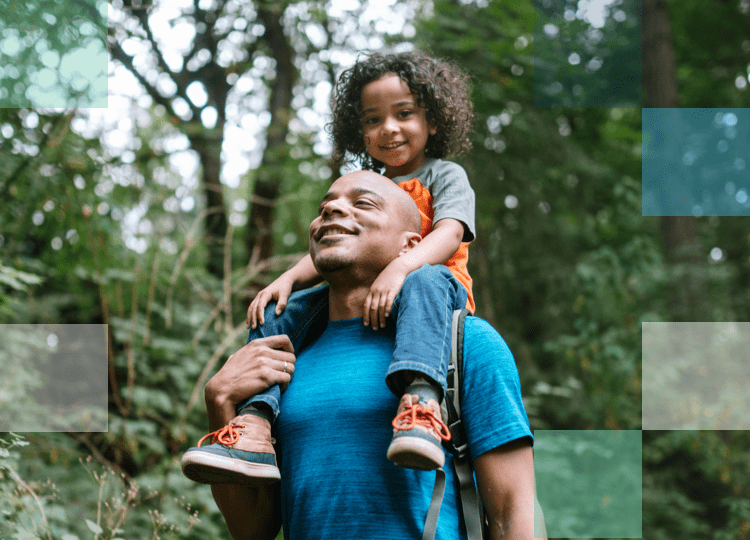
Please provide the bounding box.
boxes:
[473,438,546,540]
[204,335,296,540]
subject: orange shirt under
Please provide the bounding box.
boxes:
[397,177,475,313]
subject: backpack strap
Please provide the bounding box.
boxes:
[423,309,487,540]
[448,309,487,540]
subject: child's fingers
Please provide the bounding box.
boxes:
[248,301,258,329]
[363,293,372,326]
[378,305,386,330]
[369,292,381,330]
[382,292,395,327]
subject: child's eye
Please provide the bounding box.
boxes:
[398,110,413,118]
[362,116,378,125]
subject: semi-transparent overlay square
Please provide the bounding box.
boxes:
[643,322,750,429]
[643,108,750,216]
[534,0,641,108]
[0,0,107,108]
[0,324,107,432]
[534,430,642,538]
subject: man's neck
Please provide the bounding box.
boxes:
[327,286,370,321]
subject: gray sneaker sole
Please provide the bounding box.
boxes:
[387,435,445,470]
[181,451,280,485]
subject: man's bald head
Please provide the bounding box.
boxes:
[344,171,422,235]
[308,170,422,280]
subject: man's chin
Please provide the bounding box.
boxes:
[313,255,351,274]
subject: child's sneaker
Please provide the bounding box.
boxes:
[181,413,280,485]
[387,393,451,470]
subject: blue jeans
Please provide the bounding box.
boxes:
[237,264,467,419]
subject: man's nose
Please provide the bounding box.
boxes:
[320,198,349,217]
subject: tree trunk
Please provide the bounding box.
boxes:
[190,125,228,279]
[245,4,297,264]
[642,0,706,319]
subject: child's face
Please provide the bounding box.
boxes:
[360,74,437,179]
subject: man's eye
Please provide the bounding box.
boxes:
[355,199,371,207]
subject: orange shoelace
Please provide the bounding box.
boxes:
[197,423,245,447]
[392,403,451,441]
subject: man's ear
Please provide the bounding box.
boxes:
[399,232,421,256]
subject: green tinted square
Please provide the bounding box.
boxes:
[0,0,107,108]
[534,0,641,108]
[534,430,642,538]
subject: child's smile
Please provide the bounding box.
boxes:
[360,74,437,179]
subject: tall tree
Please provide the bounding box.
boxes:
[642,0,706,319]
[245,2,296,263]
[108,0,304,278]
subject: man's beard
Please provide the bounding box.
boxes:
[313,253,351,274]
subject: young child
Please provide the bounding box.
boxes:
[182,51,476,485]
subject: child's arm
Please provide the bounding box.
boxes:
[247,253,322,329]
[364,218,465,330]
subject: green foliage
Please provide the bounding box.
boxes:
[0,433,218,540]
[669,0,750,108]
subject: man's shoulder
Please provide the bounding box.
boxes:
[463,315,509,349]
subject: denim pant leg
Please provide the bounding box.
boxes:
[236,285,329,419]
[385,264,468,401]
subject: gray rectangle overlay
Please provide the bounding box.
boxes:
[0,324,107,432]
[643,322,750,430]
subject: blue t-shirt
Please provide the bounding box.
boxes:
[275,316,533,540]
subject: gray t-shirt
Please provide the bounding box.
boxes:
[391,158,476,242]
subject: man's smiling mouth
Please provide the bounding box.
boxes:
[315,224,357,241]
[321,227,352,237]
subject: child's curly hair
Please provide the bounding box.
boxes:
[330,51,474,171]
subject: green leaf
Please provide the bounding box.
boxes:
[85,519,103,534]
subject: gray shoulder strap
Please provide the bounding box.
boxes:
[421,468,446,540]
[422,310,485,540]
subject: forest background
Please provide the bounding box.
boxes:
[2,0,750,538]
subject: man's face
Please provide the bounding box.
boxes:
[309,172,414,277]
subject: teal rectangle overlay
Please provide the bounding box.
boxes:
[534,430,642,538]
[534,0,641,108]
[0,324,108,432]
[643,108,750,216]
[0,0,108,108]
[643,322,750,429]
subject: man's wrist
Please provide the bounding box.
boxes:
[205,383,237,429]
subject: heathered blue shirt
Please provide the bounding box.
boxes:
[274,316,533,540]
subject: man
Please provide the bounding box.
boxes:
[202,171,539,540]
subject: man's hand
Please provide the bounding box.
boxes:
[247,276,295,330]
[363,260,409,331]
[205,335,296,429]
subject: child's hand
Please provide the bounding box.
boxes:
[247,276,294,330]
[363,263,409,331]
